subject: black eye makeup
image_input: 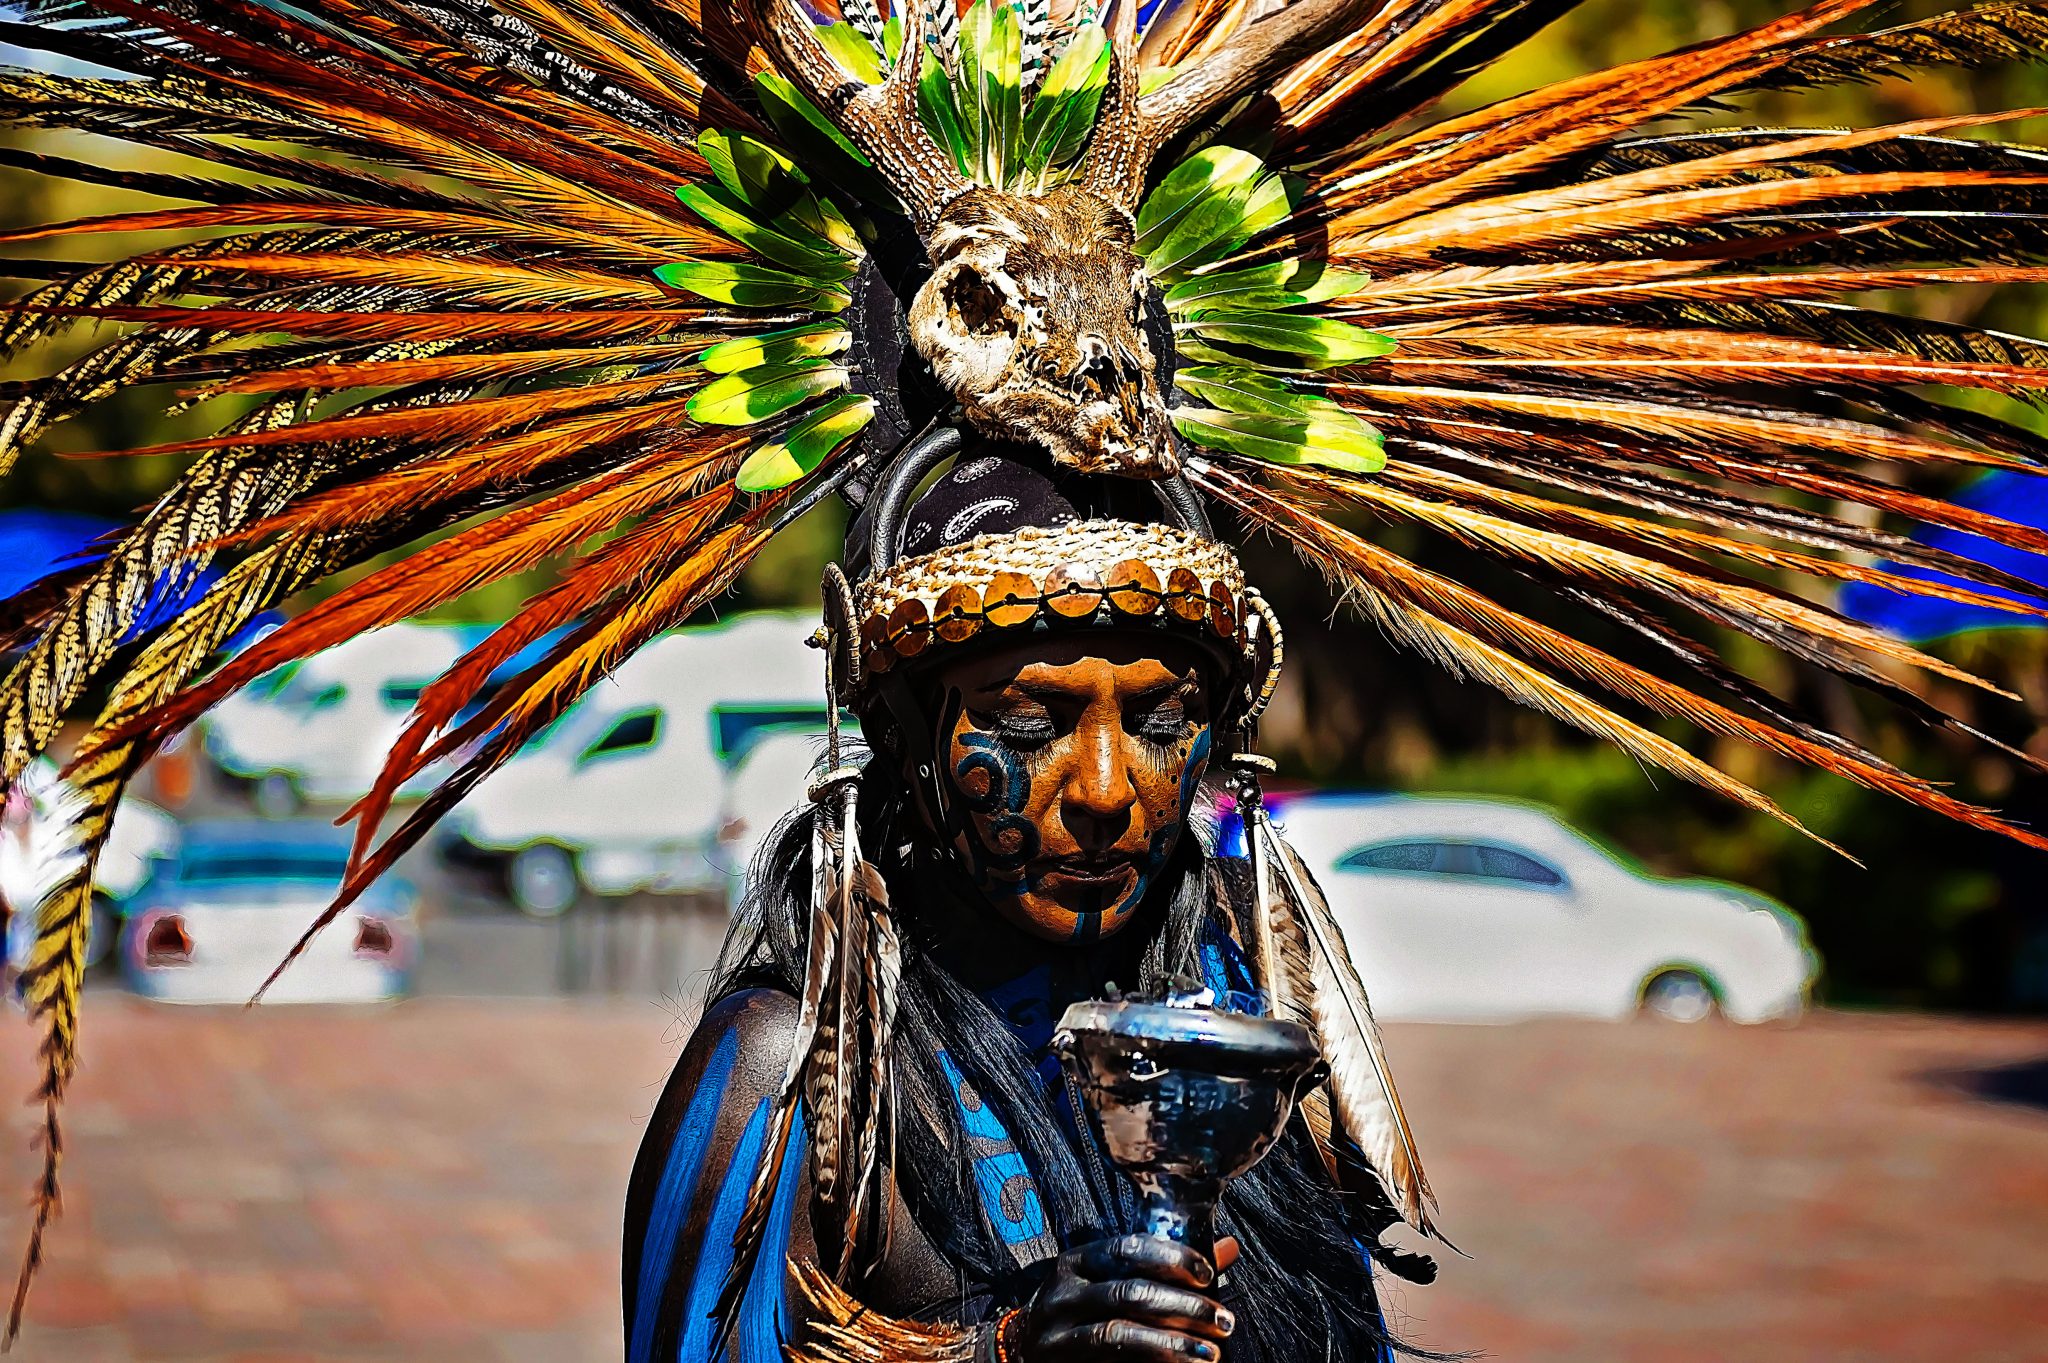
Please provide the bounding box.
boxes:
[977,702,1058,750]
[1127,678,1204,745]
[1131,701,1190,744]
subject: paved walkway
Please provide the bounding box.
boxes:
[3,1001,2045,1362]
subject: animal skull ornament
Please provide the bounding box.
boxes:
[761,0,1388,478]
[908,186,1175,478]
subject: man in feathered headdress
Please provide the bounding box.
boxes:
[624,451,1438,1361]
[5,0,2048,1351]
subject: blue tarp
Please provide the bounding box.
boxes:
[0,507,287,653]
[0,508,225,639]
[1839,471,2048,643]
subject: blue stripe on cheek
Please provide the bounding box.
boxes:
[676,1095,773,1362]
[629,1027,739,1363]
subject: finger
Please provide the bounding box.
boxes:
[1072,1281,1234,1341]
[1212,1237,1241,1275]
[1044,1321,1220,1362]
[1076,1235,1215,1288]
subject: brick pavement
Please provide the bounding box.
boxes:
[3,1000,2045,1362]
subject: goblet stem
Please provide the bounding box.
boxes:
[1132,1175,1218,1260]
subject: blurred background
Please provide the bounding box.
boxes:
[3,0,2047,1360]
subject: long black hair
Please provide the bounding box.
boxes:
[709,756,1418,1361]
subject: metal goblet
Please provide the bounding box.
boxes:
[1053,991,1327,1260]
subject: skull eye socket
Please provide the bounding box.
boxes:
[943,269,1010,337]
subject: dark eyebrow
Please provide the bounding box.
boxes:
[1129,672,1202,707]
[1007,679,1089,703]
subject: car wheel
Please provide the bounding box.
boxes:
[252,772,302,819]
[1641,969,1718,1023]
[509,845,579,919]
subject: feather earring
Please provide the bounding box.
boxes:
[1231,760,1442,1241]
[1224,594,1441,1243]
[713,567,902,1346]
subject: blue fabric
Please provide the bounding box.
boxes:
[674,1094,772,1363]
[1840,470,2048,641]
[628,1028,739,1363]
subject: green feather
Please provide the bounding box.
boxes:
[937,0,1028,187]
[674,183,854,278]
[1178,309,1397,369]
[918,45,973,176]
[655,259,851,311]
[753,71,902,213]
[687,360,848,426]
[1137,146,1269,274]
[1165,260,1371,310]
[736,393,877,492]
[694,127,865,255]
[699,323,850,375]
[1171,407,1386,474]
[990,0,1024,186]
[816,21,885,83]
[1020,22,1110,179]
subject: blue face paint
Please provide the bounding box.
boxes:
[629,1027,738,1363]
[1084,722,1213,939]
[952,729,1042,888]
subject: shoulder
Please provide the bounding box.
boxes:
[622,988,809,1346]
[640,987,799,1151]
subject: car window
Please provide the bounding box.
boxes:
[177,850,349,883]
[579,708,662,764]
[1338,839,1566,888]
[1339,841,1458,874]
[1468,844,1566,887]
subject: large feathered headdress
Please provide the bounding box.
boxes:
[5,0,2048,1342]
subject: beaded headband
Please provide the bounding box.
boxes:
[826,518,1283,728]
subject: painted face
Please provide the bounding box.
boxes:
[932,632,1215,944]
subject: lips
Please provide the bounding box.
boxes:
[1038,857,1140,892]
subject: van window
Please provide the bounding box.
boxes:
[279,680,345,712]
[379,680,429,710]
[579,708,662,764]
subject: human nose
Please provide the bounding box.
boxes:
[1062,718,1136,851]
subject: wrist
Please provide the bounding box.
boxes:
[978,1307,1024,1363]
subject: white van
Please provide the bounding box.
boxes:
[201,622,469,813]
[436,612,828,916]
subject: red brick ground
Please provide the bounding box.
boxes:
[3,1000,2045,1361]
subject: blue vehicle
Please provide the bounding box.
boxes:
[121,820,419,1004]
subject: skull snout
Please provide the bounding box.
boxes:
[1068,332,1146,397]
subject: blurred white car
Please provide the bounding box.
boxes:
[2,758,177,970]
[121,820,417,1005]
[1232,793,1817,1023]
[202,622,468,812]
[438,612,828,916]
